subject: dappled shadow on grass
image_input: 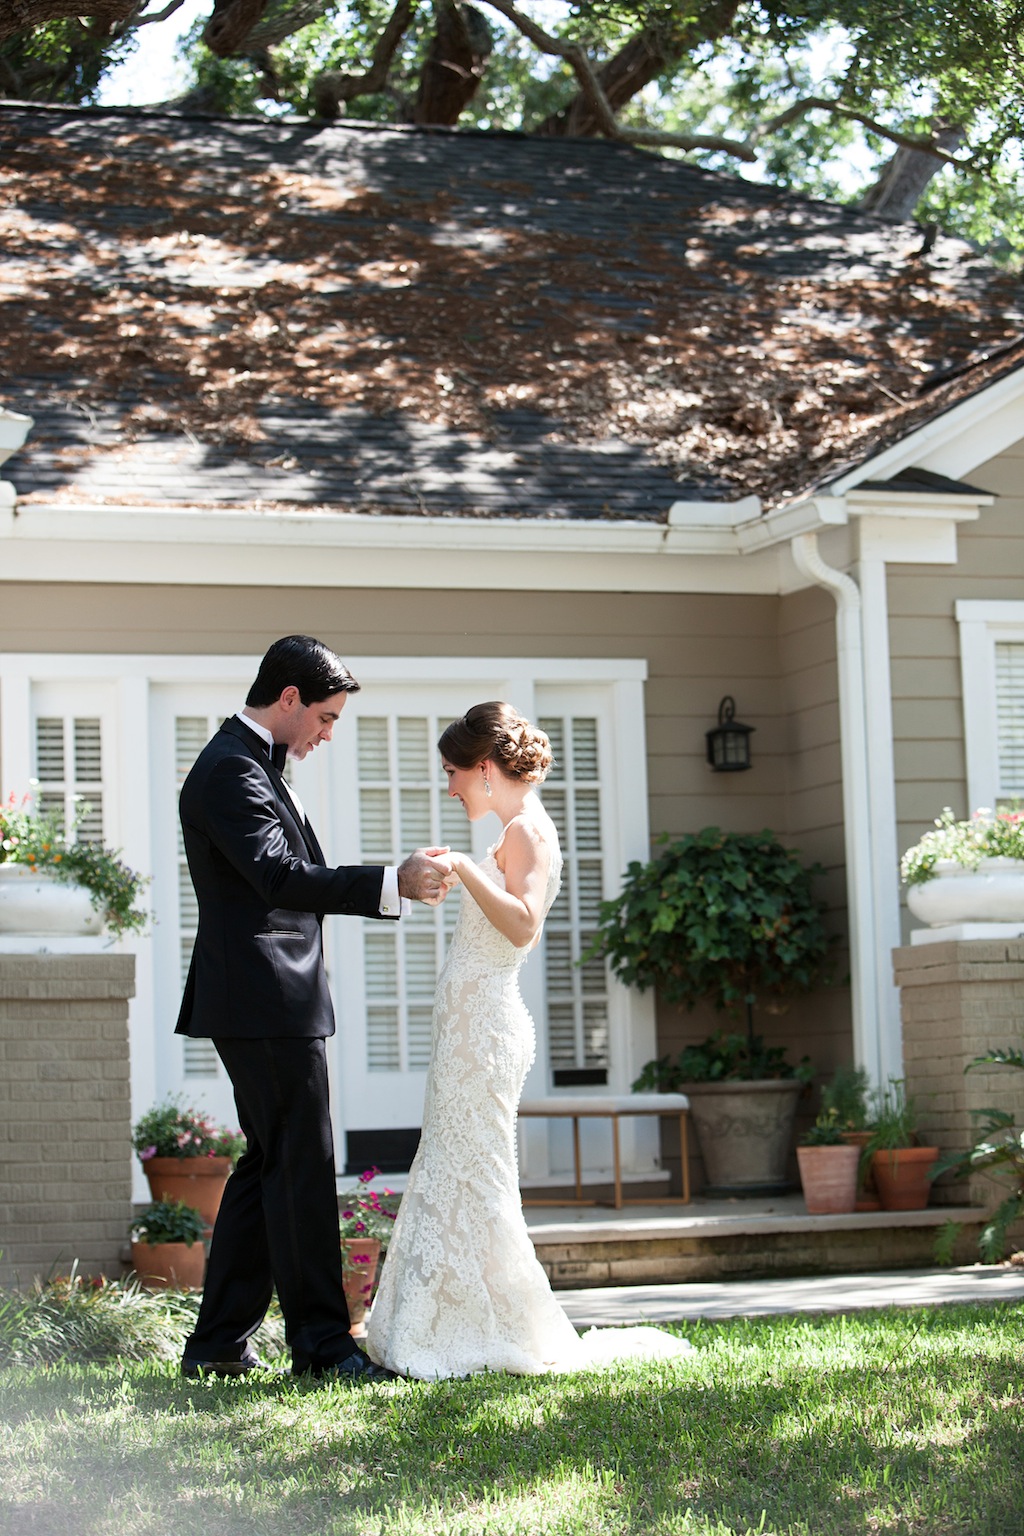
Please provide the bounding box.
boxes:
[1,1308,1023,1536]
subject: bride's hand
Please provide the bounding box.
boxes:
[442,851,466,889]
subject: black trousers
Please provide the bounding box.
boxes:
[184,1036,356,1373]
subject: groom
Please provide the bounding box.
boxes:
[175,635,451,1382]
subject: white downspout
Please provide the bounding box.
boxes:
[790,532,882,1087]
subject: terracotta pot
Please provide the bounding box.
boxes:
[130,1240,205,1290]
[142,1156,232,1237]
[870,1146,940,1210]
[342,1237,382,1334]
[796,1143,860,1214]
[841,1129,881,1211]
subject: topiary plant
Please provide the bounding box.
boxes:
[587,826,833,1060]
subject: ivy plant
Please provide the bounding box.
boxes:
[588,827,832,1014]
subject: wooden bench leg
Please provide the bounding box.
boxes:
[611,1115,623,1209]
[572,1116,583,1202]
[679,1110,691,1203]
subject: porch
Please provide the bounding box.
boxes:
[524,1192,988,1290]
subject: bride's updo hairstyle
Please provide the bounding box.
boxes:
[438,702,553,785]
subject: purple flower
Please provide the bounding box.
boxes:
[140,1145,157,1161]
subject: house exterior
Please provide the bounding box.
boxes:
[1,101,1023,1198]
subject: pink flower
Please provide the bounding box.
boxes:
[139,1145,157,1161]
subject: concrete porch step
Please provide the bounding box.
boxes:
[525,1194,989,1290]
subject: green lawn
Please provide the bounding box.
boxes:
[1,1305,1022,1536]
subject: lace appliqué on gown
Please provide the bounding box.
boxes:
[365,847,693,1380]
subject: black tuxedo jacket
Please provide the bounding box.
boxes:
[175,715,386,1041]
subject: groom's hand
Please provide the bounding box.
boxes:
[398,848,453,906]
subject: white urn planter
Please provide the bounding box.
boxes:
[0,864,103,936]
[906,859,1024,928]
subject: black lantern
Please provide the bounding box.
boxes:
[705,696,754,772]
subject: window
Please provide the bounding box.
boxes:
[33,715,104,841]
[539,714,610,1082]
[957,601,1024,811]
[356,713,465,1073]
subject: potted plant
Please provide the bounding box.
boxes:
[865,1078,939,1211]
[901,807,1024,928]
[796,1109,860,1214]
[0,791,150,938]
[590,827,831,1193]
[820,1063,879,1209]
[130,1198,207,1289]
[338,1167,401,1332]
[132,1098,246,1237]
[931,1046,1024,1264]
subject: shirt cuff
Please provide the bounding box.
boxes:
[379,866,411,918]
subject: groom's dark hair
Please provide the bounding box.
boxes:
[247,635,361,707]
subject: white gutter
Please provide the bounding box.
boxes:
[790,532,882,1088]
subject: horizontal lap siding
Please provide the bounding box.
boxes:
[887,437,1024,944]
[0,579,851,1107]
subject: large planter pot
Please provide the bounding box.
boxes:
[907,859,1024,927]
[796,1143,860,1214]
[142,1156,233,1238]
[683,1079,802,1194]
[130,1240,206,1290]
[0,864,102,936]
[870,1146,940,1211]
[342,1237,382,1335]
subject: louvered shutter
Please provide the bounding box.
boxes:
[538,714,610,1077]
[356,713,462,1075]
[33,716,104,841]
[174,716,220,1077]
[996,643,1024,803]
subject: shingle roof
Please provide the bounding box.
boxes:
[1,102,1022,518]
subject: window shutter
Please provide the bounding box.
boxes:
[996,643,1024,802]
[355,714,456,1074]
[538,715,610,1075]
[175,716,219,1078]
[33,715,104,840]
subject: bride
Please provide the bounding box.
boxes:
[365,702,692,1380]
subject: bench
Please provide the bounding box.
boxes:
[517,1093,691,1209]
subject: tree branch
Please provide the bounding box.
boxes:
[755,95,973,167]
[248,0,333,50]
[312,0,416,119]
[0,0,136,41]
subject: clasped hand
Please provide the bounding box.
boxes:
[397,847,457,906]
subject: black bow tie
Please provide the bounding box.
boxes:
[270,742,288,773]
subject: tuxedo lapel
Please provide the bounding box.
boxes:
[219,716,325,867]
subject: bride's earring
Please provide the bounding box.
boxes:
[483,776,492,797]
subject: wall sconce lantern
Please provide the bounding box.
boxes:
[705,696,754,772]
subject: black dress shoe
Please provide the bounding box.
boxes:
[302,1350,397,1384]
[181,1354,261,1379]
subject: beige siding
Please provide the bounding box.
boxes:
[0,576,851,1100]
[888,434,1024,942]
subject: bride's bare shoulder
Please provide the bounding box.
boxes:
[499,809,560,866]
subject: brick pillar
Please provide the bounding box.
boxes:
[0,954,135,1286]
[893,939,1024,1212]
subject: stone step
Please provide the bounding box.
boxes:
[525,1197,988,1289]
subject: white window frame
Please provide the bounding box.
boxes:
[956,600,1024,812]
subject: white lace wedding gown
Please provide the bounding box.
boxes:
[365,844,693,1380]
